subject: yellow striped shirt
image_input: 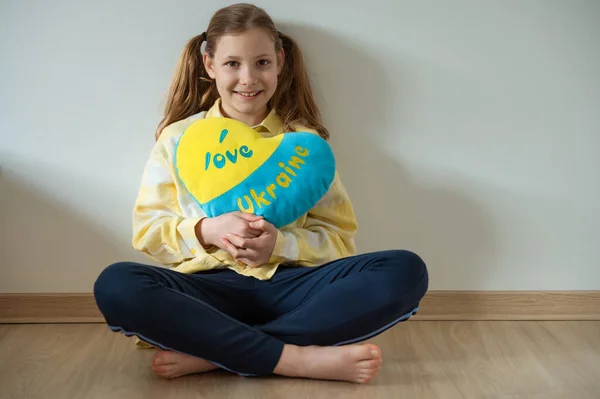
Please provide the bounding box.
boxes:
[131,98,358,280]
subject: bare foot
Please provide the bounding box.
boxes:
[274,343,382,384]
[152,350,219,378]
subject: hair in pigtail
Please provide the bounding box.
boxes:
[273,32,330,140]
[155,33,218,140]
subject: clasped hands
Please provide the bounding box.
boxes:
[196,212,277,267]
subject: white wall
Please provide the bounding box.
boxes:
[1,0,598,292]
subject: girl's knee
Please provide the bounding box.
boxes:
[93,262,143,313]
[398,250,427,277]
[378,250,427,276]
[378,250,429,295]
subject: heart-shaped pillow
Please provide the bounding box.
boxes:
[174,117,336,228]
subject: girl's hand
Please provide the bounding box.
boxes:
[221,219,278,267]
[198,212,263,249]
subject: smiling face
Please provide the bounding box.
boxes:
[204,28,284,127]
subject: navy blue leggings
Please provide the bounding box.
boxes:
[93,250,428,376]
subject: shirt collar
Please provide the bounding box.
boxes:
[206,98,284,135]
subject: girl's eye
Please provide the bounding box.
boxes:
[257,59,270,66]
[225,61,239,67]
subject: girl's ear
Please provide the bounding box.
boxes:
[277,47,285,75]
[203,53,216,79]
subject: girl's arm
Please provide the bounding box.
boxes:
[131,135,215,265]
[268,171,358,266]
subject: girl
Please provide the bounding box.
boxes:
[94,3,428,384]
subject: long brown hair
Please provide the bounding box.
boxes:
[155,3,329,141]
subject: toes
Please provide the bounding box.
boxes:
[364,344,382,359]
[356,369,379,384]
[359,348,381,365]
[153,350,174,366]
[152,352,164,366]
[356,374,373,384]
[358,343,382,361]
[360,358,382,369]
[152,365,173,378]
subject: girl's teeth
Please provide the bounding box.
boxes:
[238,91,259,97]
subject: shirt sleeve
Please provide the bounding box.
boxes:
[131,135,212,265]
[268,171,358,266]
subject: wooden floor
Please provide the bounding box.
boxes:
[1,321,599,399]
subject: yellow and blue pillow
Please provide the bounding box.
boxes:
[174,117,335,228]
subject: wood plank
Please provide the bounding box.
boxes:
[1,322,599,398]
[0,293,103,323]
[1,291,599,323]
[416,291,600,320]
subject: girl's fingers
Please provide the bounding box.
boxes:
[227,233,264,250]
[249,220,266,230]
[226,233,248,248]
[220,237,241,256]
[222,237,258,259]
[247,228,264,237]
[249,219,275,233]
[234,212,263,222]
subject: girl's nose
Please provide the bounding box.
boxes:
[240,67,258,85]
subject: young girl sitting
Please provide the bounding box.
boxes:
[94,3,428,384]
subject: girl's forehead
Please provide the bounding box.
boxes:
[214,29,276,57]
